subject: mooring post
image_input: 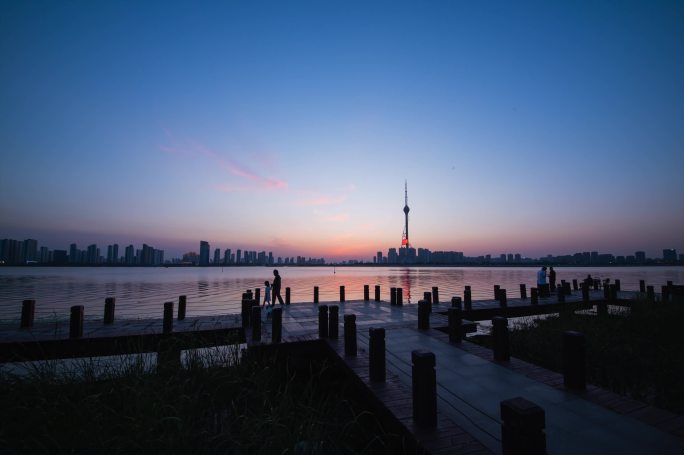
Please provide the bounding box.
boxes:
[531,287,538,305]
[318,305,329,338]
[639,280,646,293]
[501,397,546,455]
[412,350,437,428]
[493,317,510,361]
[520,284,527,299]
[448,307,462,343]
[564,281,572,296]
[397,287,403,305]
[661,285,670,303]
[646,285,655,302]
[494,284,501,300]
[313,286,319,303]
[104,297,115,324]
[254,288,261,305]
[344,314,357,356]
[20,299,35,329]
[363,284,369,301]
[563,331,586,389]
[609,284,618,302]
[432,286,439,304]
[603,284,610,300]
[329,305,339,339]
[423,291,432,313]
[177,295,186,321]
[464,286,472,310]
[581,283,589,303]
[68,304,84,339]
[285,287,291,305]
[369,328,386,382]
[451,296,462,309]
[251,305,261,342]
[499,289,507,307]
[272,307,282,343]
[390,287,397,305]
[572,279,578,291]
[418,300,430,330]
[245,289,253,300]
[339,285,345,302]
[375,285,381,302]
[593,279,600,291]
[241,294,251,329]
[163,301,173,334]
[615,279,621,292]
[557,285,565,303]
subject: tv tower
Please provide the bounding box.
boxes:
[401,180,410,248]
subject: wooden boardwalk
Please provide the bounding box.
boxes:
[2,291,683,454]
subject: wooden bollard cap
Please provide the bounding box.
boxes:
[344,313,356,322]
[500,397,545,429]
[369,327,385,338]
[411,350,435,367]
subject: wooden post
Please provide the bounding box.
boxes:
[254,288,261,305]
[397,287,403,305]
[339,285,345,302]
[593,279,599,291]
[493,317,509,361]
[448,307,462,343]
[563,331,586,389]
[272,307,282,343]
[609,284,617,302]
[499,289,507,307]
[369,328,386,382]
[520,284,527,299]
[374,285,381,302]
[412,350,437,427]
[104,297,115,324]
[344,314,357,356]
[531,287,538,305]
[603,284,610,300]
[661,285,669,303]
[557,285,565,303]
[639,280,646,293]
[614,279,621,292]
[20,299,35,329]
[431,286,439,304]
[423,291,432,313]
[177,295,186,320]
[241,293,251,329]
[572,279,578,291]
[646,285,655,302]
[251,305,261,342]
[501,397,546,455]
[245,289,253,300]
[329,305,339,339]
[581,283,589,303]
[70,305,84,339]
[564,281,572,296]
[285,287,291,305]
[451,296,462,309]
[464,287,472,310]
[494,285,501,300]
[390,287,397,305]
[418,300,430,330]
[163,301,174,334]
[318,305,329,338]
[363,284,369,301]
[313,286,319,303]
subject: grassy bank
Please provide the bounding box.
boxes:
[471,300,684,414]
[0,347,405,454]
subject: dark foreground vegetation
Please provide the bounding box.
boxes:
[471,299,684,415]
[0,347,406,454]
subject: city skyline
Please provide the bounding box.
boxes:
[1,2,683,260]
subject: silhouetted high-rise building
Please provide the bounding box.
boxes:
[86,244,98,265]
[199,241,210,266]
[224,248,231,265]
[125,245,135,265]
[663,249,677,263]
[69,243,78,264]
[213,248,220,264]
[635,251,646,263]
[236,249,241,264]
[23,239,37,262]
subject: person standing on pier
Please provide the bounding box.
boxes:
[549,267,557,293]
[263,280,273,318]
[537,266,548,296]
[272,269,285,305]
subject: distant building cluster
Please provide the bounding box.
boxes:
[175,240,326,266]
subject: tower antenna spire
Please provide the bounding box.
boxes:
[402,180,410,248]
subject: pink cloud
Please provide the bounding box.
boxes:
[296,185,356,206]
[324,213,350,222]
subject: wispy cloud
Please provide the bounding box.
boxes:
[159,129,287,192]
[296,184,356,206]
[324,213,350,222]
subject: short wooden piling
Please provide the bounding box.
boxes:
[563,331,586,389]
[464,287,472,310]
[397,287,403,305]
[318,305,329,338]
[520,284,527,299]
[557,286,565,303]
[339,285,345,302]
[423,291,432,313]
[412,350,437,428]
[251,306,261,342]
[609,284,617,302]
[639,280,646,293]
[272,307,282,343]
[254,288,261,305]
[285,287,291,305]
[375,285,381,302]
[501,397,546,455]
[563,281,572,296]
[241,294,251,329]
[20,299,35,329]
[494,285,501,299]
[177,295,186,321]
[593,279,600,291]
[70,305,84,339]
[344,314,357,356]
[363,284,369,301]
[493,317,510,361]
[313,286,319,303]
[581,283,589,302]
[431,286,439,304]
[531,287,538,305]
[499,289,507,307]
[369,328,386,382]
[615,279,621,292]
[661,285,669,303]
[104,297,115,324]
[329,305,339,339]
[390,287,397,305]
[418,300,430,330]
[603,284,610,300]
[451,296,462,309]
[163,302,174,334]
[572,279,578,291]
[448,307,462,343]
[647,285,655,302]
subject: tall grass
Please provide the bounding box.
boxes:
[0,346,403,454]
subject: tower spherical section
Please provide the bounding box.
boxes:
[404,205,410,214]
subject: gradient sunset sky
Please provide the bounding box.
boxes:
[1,1,683,260]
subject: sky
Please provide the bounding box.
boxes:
[1,1,683,261]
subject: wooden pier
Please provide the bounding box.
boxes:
[2,288,683,454]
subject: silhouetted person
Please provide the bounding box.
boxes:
[549,267,556,293]
[272,269,285,305]
[537,266,548,297]
[584,274,593,288]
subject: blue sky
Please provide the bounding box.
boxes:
[1,1,683,260]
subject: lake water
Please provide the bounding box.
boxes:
[1,266,682,322]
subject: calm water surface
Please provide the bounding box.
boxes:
[1,266,682,322]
